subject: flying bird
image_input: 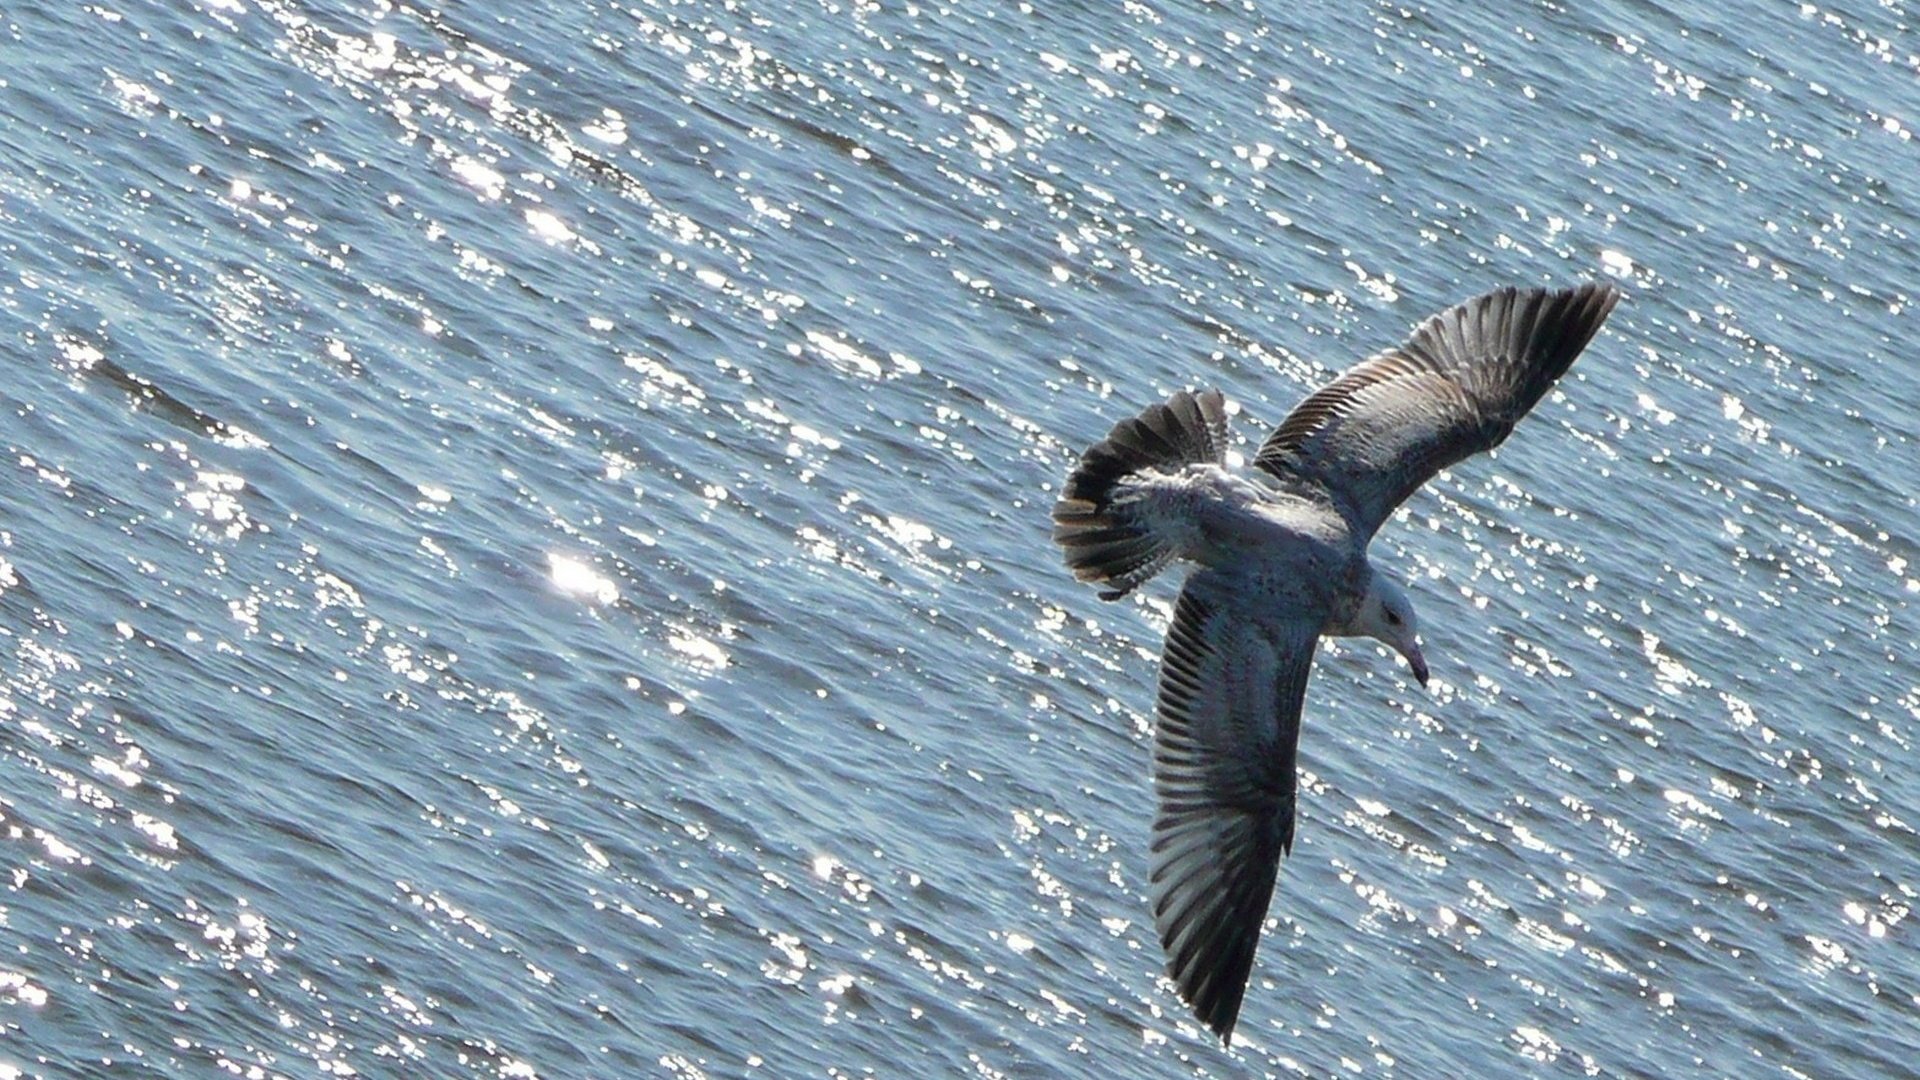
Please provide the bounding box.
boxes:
[1051,283,1621,1041]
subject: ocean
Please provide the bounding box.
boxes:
[2,1,1916,1076]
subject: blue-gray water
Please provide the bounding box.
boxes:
[3,1,1916,1076]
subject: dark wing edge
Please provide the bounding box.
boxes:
[1149,578,1316,1043]
[1252,283,1622,536]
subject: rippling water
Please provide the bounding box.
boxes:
[3,1,1916,1076]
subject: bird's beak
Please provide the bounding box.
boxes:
[1407,645,1430,688]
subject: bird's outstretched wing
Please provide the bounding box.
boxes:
[1254,284,1621,539]
[1149,571,1318,1042]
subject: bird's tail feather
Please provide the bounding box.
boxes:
[1052,389,1228,600]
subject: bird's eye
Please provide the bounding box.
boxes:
[1385,611,1402,626]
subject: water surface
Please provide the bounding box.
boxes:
[3,1,1916,1076]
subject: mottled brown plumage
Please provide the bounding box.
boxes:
[1052,284,1622,1042]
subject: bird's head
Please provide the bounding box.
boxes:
[1361,574,1428,688]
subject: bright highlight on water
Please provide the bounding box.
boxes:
[1054,284,1622,1039]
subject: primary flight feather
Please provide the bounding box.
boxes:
[1052,283,1621,1041]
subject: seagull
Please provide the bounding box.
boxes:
[1051,283,1621,1042]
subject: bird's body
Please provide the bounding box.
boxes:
[1052,283,1622,1042]
[1130,468,1355,592]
